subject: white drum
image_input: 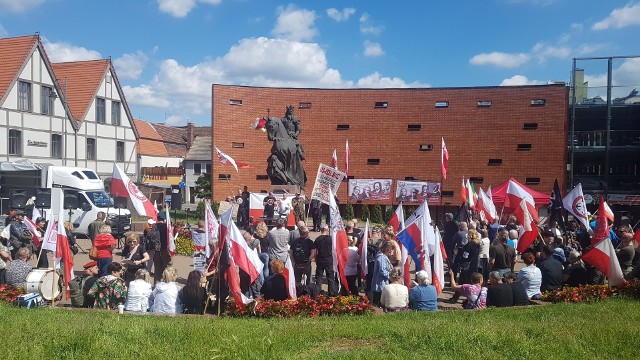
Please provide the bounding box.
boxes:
[25,269,61,301]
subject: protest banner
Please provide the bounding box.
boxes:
[395,180,441,204]
[310,163,346,205]
[348,179,393,202]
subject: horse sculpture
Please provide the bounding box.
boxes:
[265,107,307,188]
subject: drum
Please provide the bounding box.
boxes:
[25,269,61,301]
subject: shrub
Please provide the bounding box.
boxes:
[384,206,394,223]
[226,295,373,318]
[345,202,355,221]
[361,204,370,222]
[371,204,384,224]
[195,201,205,219]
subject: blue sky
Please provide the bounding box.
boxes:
[1,0,639,125]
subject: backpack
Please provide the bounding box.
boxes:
[69,276,88,307]
[367,243,379,264]
[292,239,308,264]
[145,225,161,252]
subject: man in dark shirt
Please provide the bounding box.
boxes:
[153,214,170,284]
[489,229,516,277]
[486,271,513,307]
[538,245,564,293]
[309,199,322,232]
[82,261,100,308]
[504,272,529,306]
[289,226,314,285]
[263,192,276,220]
[488,218,500,243]
[313,225,337,296]
[442,213,459,264]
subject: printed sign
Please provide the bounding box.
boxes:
[310,163,346,205]
[395,181,441,204]
[348,179,393,202]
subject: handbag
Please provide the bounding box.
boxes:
[89,245,98,260]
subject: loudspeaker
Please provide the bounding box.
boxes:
[113,197,128,209]
[170,192,182,210]
[9,189,28,209]
[63,190,79,210]
[35,188,52,208]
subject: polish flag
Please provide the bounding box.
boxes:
[476,187,497,223]
[165,202,175,256]
[441,137,449,180]
[204,199,219,258]
[389,204,405,233]
[344,139,350,177]
[390,204,411,287]
[487,186,493,201]
[111,164,158,220]
[252,117,267,132]
[215,146,239,172]
[41,217,58,252]
[329,189,350,293]
[23,217,42,248]
[562,183,588,229]
[330,149,338,170]
[433,226,445,294]
[505,179,539,222]
[603,201,614,223]
[218,231,250,306]
[55,206,74,299]
[283,255,297,300]
[515,198,540,253]
[223,209,263,283]
[360,220,369,278]
[461,178,468,204]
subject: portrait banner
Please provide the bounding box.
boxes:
[348,179,393,202]
[310,163,346,205]
[395,181,441,204]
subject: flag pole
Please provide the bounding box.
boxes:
[36,239,45,268]
[51,216,57,307]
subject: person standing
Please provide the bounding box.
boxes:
[309,199,322,232]
[153,212,171,284]
[489,229,516,278]
[371,241,394,307]
[289,226,314,286]
[443,213,459,262]
[313,225,337,296]
[292,193,307,225]
[267,218,290,266]
[94,224,117,277]
[88,211,106,244]
[263,192,276,220]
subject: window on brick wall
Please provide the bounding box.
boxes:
[530,99,546,106]
[407,124,421,131]
[441,191,454,197]
[469,177,484,184]
[229,99,242,106]
[374,102,388,109]
[337,124,350,130]
[232,142,244,148]
[367,158,380,165]
[256,175,269,180]
[435,101,449,108]
[525,177,540,185]
[298,102,312,109]
[488,159,502,166]
[523,123,538,130]
[419,144,433,151]
[477,100,492,107]
[218,174,231,180]
[517,144,532,151]
[405,176,417,181]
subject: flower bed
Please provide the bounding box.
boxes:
[226,295,373,318]
[173,222,195,256]
[0,284,24,303]
[542,281,640,303]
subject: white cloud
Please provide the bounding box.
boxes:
[0,0,45,13]
[326,7,356,22]
[272,5,318,41]
[157,0,196,18]
[43,39,102,62]
[363,41,384,57]
[583,58,640,99]
[164,114,187,126]
[356,72,430,88]
[500,75,544,86]
[199,0,221,4]
[122,85,170,109]
[359,13,384,35]
[592,3,640,30]
[531,42,571,63]
[469,52,530,68]
[113,51,148,80]
[0,23,8,37]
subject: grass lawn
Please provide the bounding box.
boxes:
[1,297,637,359]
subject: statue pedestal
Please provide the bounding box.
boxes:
[269,184,300,195]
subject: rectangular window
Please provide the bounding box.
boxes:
[523,123,538,130]
[116,141,125,162]
[8,129,22,156]
[404,176,417,181]
[419,144,433,151]
[435,101,449,108]
[517,144,532,151]
[488,158,502,166]
[111,101,121,125]
[367,158,380,165]
[469,177,484,184]
[256,175,269,180]
[41,85,54,115]
[194,163,202,175]
[96,98,106,123]
[51,134,62,158]
[530,99,546,106]
[86,138,96,160]
[337,124,350,130]
[232,142,244,148]
[525,177,541,185]
[205,163,211,174]
[18,81,32,111]
[441,191,454,197]
[229,99,243,106]
[407,124,421,131]
[218,174,231,180]
[477,100,492,107]
[298,102,312,109]
[374,102,388,109]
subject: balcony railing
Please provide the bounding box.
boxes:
[569,130,640,148]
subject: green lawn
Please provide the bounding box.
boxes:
[1,297,637,359]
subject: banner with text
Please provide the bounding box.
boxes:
[191,230,207,273]
[395,181,441,204]
[348,179,393,202]
[310,163,346,205]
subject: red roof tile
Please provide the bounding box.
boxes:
[133,119,164,141]
[0,35,38,102]
[137,139,169,157]
[51,59,109,121]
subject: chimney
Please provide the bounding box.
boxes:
[186,122,194,149]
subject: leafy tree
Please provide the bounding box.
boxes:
[384,207,394,223]
[345,202,355,220]
[371,204,384,224]
[196,201,205,219]
[361,204,370,222]
[194,173,212,199]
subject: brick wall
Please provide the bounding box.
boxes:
[211,84,568,206]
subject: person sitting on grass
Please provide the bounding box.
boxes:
[150,266,183,315]
[261,259,288,301]
[180,270,208,315]
[124,268,152,313]
[503,272,530,306]
[408,270,438,311]
[380,267,409,312]
[88,262,127,310]
[517,252,542,300]
[449,270,487,309]
[486,271,513,307]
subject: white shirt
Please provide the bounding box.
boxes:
[344,246,360,276]
[125,279,152,312]
[150,282,183,315]
[381,283,409,309]
[479,237,490,259]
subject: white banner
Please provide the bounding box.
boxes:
[395,181,441,204]
[310,163,345,205]
[348,179,393,202]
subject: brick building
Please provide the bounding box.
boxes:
[211,84,568,213]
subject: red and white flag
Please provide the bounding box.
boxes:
[505,179,539,222]
[203,199,218,258]
[165,202,176,256]
[283,255,297,300]
[515,198,540,253]
[329,189,350,293]
[389,204,405,233]
[582,197,625,287]
[441,137,449,180]
[460,178,468,204]
[487,186,493,201]
[330,149,338,170]
[111,164,158,220]
[222,209,263,283]
[215,146,239,172]
[433,226,445,295]
[252,117,267,132]
[562,183,589,229]
[360,220,369,278]
[41,217,58,252]
[23,217,42,248]
[344,139,350,177]
[603,201,614,223]
[390,204,411,287]
[55,202,74,299]
[476,187,497,223]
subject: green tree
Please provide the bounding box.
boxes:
[384,207,394,223]
[345,202,355,220]
[371,204,384,224]
[196,200,205,219]
[193,173,212,199]
[361,204,370,222]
